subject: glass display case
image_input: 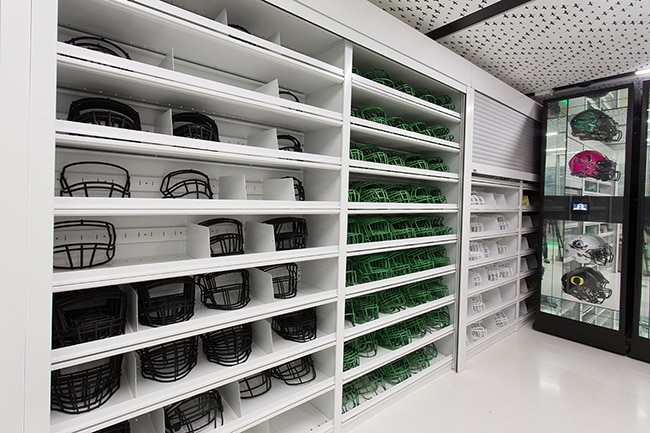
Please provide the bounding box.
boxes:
[535,85,634,354]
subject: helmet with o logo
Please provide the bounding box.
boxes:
[561,267,612,304]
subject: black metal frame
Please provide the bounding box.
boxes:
[51,355,123,414]
[66,36,131,59]
[160,169,214,199]
[172,112,220,142]
[164,389,223,433]
[198,269,251,310]
[534,84,638,355]
[136,336,199,382]
[134,277,197,327]
[53,219,116,269]
[52,286,127,348]
[201,323,253,366]
[67,97,141,130]
[198,218,244,257]
[59,161,131,198]
[630,80,650,362]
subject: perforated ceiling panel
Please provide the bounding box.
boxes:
[367,0,501,33]
[365,0,650,96]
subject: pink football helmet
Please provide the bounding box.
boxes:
[568,150,621,181]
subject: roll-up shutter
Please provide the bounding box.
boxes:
[472,91,540,181]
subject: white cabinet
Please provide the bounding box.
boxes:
[9,0,543,432]
[43,1,467,432]
[459,177,540,366]
[341,44,461,421]
[51,1,346,432]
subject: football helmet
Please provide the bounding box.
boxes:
[570,109,622,143]
[564,234,614,266]
[561,267,612,304]
[568,150,621,182]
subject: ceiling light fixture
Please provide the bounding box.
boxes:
[635,68,650,76]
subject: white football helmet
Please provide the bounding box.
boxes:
[564,234,614,266]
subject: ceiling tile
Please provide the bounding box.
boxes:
[366,0,650,96]
[367,0,500,33]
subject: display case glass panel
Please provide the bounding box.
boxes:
[541,87,630,333]
[544,89,628,197]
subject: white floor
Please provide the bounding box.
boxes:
[347,323,650,433]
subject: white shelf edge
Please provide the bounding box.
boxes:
[342,326,454,383]
[55,121,343,170]
[348,203,458,212]
[468,229,519,241]
[466,298,518,326]
[52,286,337,369]
[469,206,520,213]
[50,337,336,433]
[351,74,461,122]
[54,197,341,216]
[343,296,455,341]
[345,265,456,298]
[466,275,520,298]
[467,252,519,270]
[346,235,457,256]
[52,246,339,292]
[348,162,459,183]
[350,121,460,151]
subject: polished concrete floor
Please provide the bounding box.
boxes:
[347,323,650,433]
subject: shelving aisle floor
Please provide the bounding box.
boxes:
[347,322,650,433]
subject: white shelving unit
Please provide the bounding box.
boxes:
[40,1,468,432]
[341,44,462,424]
[51,1,346,432]
[458,176,540,367]
[7,1,542,432]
